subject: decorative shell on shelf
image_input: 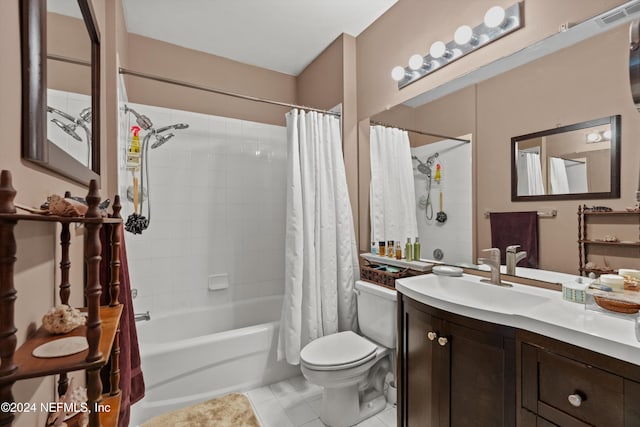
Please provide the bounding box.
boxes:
[42,305,86,334]
[603,234,619,242]
[48,194,88,217]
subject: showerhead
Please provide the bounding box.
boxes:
[47,106,76,122]
[51,118,82,142]
[156,123,189,134]
[417,164,431,176]
[124,105,153,130]
[151,133,174,149]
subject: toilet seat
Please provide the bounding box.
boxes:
[300,331,377,371]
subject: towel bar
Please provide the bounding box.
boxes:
[484,209,557,218]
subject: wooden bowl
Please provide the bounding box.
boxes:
[593,296,640,314]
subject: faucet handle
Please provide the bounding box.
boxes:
[481,248,500,260]
[506,245,520,253]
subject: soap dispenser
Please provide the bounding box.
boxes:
[413,237,421,260]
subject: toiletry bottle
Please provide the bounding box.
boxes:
[130,125,141,153]
[395,242,402,260]
[371,241,377,255]
[379,241,386,257]
[414,237,421,260]
[388,240,394,257]
[405,238,413,262]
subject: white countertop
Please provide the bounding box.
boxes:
[396,273,640,366]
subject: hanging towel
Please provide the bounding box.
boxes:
[489,211,538,268]
[99,224,145,427]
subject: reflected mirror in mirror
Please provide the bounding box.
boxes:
[47,0,92,168]
[511,115,621,201]
[21,0,100,186]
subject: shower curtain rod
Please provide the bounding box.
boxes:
[47,54,91,67]
[369,120,470,143]
[118,67,341,117]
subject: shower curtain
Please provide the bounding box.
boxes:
[549,157,570,194]
[517,152,545,196]
[369,125,418,244]
[278,109,359,365]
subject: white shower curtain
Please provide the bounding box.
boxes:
[278,109,359,365]
[549,157,570,194]
[369,125,418,244]
[517,152,545,196]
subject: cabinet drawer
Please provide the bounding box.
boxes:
[538,350,623,426]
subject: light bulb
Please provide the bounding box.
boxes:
[603,130,612,140]
[430,41,447,59]
[391,66,406,81]
[454,25,474,45]
[409,54,425,70]
[586,132,601,143]
[484,6,506,28]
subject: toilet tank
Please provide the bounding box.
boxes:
[355,280,397,348]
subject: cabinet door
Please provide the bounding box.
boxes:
[404,302,445,427]
[445,321,516,427]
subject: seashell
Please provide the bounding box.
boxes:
[603,234,619,242]
[585,261,597,270]
[42,305,86,334]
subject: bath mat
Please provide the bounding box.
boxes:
[140,393,260,427]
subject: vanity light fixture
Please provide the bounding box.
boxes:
[585,130,612,143]
[391,2,523,89]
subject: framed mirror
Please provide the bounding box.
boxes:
[20,0,100,186]
[511,115,621,201]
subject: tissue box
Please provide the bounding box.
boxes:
[562,280,588,304]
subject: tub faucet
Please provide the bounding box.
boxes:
[135,311,150,322]
[478,248,510,287]
[505,245,527,276]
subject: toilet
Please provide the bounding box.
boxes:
[300,280,396,427]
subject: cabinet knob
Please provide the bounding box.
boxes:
[427,331,437,341]
[568,393,582,407]
[438,337,448,346]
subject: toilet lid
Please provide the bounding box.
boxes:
[300,331,377,369]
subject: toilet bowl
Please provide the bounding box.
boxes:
[300,281,396,427]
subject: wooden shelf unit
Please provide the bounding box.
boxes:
[0,170,124,427]
[577,205,640,277]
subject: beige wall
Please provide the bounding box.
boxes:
[356,0,625,120]
[124,34,296,126]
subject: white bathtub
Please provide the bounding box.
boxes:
[129,295,301,425]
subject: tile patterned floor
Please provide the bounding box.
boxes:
[245,376,396,427]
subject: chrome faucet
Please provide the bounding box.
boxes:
[478,248,510,287]
[135,311,151,322]
[505,245,527,276]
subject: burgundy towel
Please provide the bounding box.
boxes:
[99,224,145,427]
[489,211,538,268]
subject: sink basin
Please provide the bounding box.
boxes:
[399,273,550,314]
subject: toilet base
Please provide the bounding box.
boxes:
[319,385,387,427]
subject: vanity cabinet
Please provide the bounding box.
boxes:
[577,206,640,276]
[398,295,516,427]
[519,331,640,427]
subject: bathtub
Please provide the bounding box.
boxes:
[129,295,301,425]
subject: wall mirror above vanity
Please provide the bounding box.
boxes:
[20,0,100,186]
[511,115,621,201]
[361,5,640,279]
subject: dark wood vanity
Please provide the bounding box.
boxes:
[397,294,640,427]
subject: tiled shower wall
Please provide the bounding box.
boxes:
[119,103,287,315]
[411,139,472,264]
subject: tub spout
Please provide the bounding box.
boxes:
[135,311,151,322]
